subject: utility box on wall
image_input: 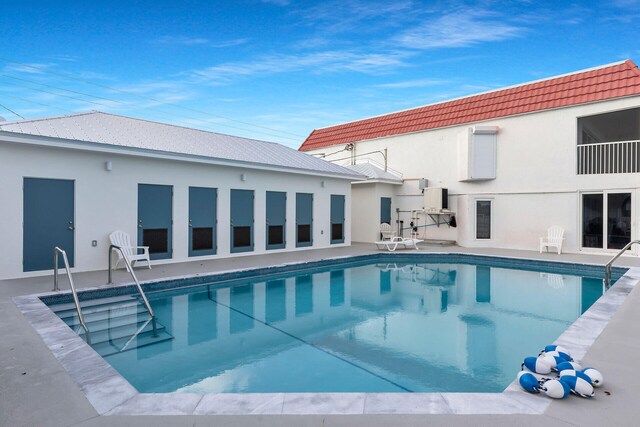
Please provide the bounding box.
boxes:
[424,187,448,211]
[458,126,498,181]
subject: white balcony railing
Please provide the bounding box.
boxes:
[577,140,640,174]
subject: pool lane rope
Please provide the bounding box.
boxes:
[517,344,604,399]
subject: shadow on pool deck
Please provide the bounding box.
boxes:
[1,243,639,427]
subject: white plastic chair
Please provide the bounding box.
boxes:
[380,223,396,241]
[540,226,565,255]
[109,230,151,269]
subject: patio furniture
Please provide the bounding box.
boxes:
[380,222,396,241]
[540,226,565,255]
[375,236,423,252]
[109,230,151,269]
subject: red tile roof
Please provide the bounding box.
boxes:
[299,60,640,151]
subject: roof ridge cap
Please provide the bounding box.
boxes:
[0,111,98,127]
[93,111,283,146]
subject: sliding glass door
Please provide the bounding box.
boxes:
[582,192,632,250]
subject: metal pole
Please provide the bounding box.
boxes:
[53,249,59,291]
[384,147,388,171]
[108,245,114,284]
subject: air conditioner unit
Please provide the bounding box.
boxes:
[424,187,448,212]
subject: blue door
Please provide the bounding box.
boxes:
[296,193,313,247]
[189,187,217,257]
[23,178,74,271]
[231,189,254,253]
[380,197,392,225]
[138,184,173,260]
[266,191,286,250]
[330,194,345,244]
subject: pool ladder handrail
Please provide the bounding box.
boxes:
[107,245,154,318]
[53,247,90,340]
[604,240,640,288]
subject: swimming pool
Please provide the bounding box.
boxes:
[44,255,625,395]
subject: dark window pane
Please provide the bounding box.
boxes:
[233,226,251,248]
[607,193,631,250]
[476,201,491,239]
[268,225,284,245]
[192,227,213,251]
[297,224,311,243]
[582,194,603,248]
[331,223,343,241]
[143,229,168,254]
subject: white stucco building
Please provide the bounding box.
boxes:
[0,111,361,279]
[300,60,640,255]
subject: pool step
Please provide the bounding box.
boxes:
[51,295,138,313]
[51,297,174,357]
[59,304,149,325]
[81,318,167,344]
[89,329,174,358]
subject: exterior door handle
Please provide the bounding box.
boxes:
[68,226,74,231]
[138,224,143,228]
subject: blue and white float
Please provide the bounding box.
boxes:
[517,344,602,400]
[517,371,541,393]
[522,356,552,374]
[544,349,573,362]
[541,354,567,370]
[556,361,582,372]
[540,379,570,399]
[582,368,604,387]
[559,375,595,398]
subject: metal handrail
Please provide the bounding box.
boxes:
[108,245,154,318]
[604,240,640,288]
[53,247,90,340]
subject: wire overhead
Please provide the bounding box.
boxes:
[0,101,24,119]
[0,57,306,141]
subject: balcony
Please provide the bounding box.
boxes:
[577,107,640,175]
[577,140,640,174]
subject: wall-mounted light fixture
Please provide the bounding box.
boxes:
[105,161,113,172]
[321,181,325,188]
[240,173,246,181]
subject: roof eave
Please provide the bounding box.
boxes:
[0,130,363,181]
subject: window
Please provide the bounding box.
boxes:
[476,200,492,239]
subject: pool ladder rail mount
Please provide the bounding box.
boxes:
[604,240,640,288]
[53,247,90,342]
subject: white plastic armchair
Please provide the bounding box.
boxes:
[540,226,565,255]
[109,230,151,269]
[380,223,396,241]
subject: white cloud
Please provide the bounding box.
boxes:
[189,50,410,83]
[153,36,248,48]
[395,11,524,49]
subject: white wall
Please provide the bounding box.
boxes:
[0,142,352,279]
[306,96,640,253]
[351,182,397,242]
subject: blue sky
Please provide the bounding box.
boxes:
[1,0,639,148]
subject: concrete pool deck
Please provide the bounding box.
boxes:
[2,243,640,426]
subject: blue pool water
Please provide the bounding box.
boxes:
[48,257,620,393]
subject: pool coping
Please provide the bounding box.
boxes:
[13,252,640,416]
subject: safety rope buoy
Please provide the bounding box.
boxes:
[517,345,603,400]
